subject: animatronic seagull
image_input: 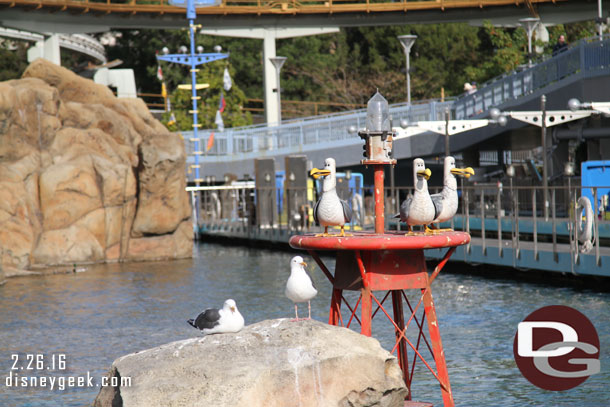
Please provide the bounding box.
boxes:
[429,156,474,232]
[187,299,244,335]
[285,256,318,321]
[396,158,436,234]
[310,158,353,237]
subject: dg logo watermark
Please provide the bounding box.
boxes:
[513,305,601,391]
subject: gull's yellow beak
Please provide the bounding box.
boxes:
[451,167,475,178]
[417,168,432,180]
[230,306,236,312]
[310,168,331,179]
[300,261,307,267]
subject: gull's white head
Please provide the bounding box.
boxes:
[413,158,431,193]
[310,158,337,192]
[224,299,238,313]
[290,255,307,269]
[444,156,456,177]
[413,158,431,180]
[445,155,475,180]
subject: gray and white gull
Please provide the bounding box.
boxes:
[187,299,244,335]
[310,157,353,237]
[429,156,474,232]
[396,158,436,234]
[285,256,318,321]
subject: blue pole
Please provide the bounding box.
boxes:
[189,18,200,184]
[157,0,228,231]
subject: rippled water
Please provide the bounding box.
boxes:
[0,243,608,406]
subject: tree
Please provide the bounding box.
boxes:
[0,39,29,82]
[163,61,251,131]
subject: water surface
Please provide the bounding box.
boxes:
[0,243,608,406]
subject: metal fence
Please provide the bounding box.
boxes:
[454,36,610,119]
[182,99,453,158]
[192,182,609,269]
[183,37,610,168]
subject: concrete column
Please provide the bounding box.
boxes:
[43,34,61,65]
[200,27,339,126]
[27,34,61,65]
[263,31,279,125]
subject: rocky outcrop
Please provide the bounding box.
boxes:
[0,59,192,272]
[94,319,408,407]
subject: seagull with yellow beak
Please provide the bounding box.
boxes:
[396,158,436,234]
[310,158,353,237]
[429,156,475,232]
[285,256,318,321]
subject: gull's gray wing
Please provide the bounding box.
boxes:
[398,194,413,222]
[341,199,352,223]
[430,193,443,221]
[313,198,320,225]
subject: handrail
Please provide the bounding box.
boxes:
[182,37,610,167]
[0,0,563,16]
[454,35,610,118]
[181,98,454,163]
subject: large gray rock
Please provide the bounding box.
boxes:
[94,319,407,407]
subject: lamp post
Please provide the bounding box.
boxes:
[397,34,417,104]
[157,0,228,228]
[541,95,549,220]
[519,17,540,66]
[270,56,287,124]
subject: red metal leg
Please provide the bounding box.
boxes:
[361,287,372,336]
[308,250,335,284]
[422,287,454,407]
[392,290,410,397]
[329,288,343,326]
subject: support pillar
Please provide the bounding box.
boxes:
[27,34,61,65]
[200,27,339,125]
[263,32,279,125]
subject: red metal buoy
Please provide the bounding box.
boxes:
[289,231,469,407]
[290,92,470,406]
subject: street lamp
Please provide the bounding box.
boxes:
[397,34,417,104]
[519,17,540,66]
[269,56,287,124]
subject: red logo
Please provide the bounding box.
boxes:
[513,305,600,391]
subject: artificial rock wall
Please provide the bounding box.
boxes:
[0,59,192,275]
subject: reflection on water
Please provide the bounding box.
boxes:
[0,243,608,406]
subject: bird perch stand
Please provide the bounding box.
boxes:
[289,91,470,406]
[289,232,469,407]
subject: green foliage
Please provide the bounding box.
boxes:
[0,40,29,82]
[463,21,526,85]
[103,19,602,127]
[105,29,252,130]
[163,61,251,131]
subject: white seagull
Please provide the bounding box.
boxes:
[396,158,436,234]
[310,157,353,237]
[187,299,244,335]
[429,156,474,232]
[285,256,318,321]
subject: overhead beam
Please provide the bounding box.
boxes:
[0,1,602,32]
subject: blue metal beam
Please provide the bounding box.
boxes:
[156,53,228,66]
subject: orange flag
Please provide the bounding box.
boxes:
[206,132,215,151]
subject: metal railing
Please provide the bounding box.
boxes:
[193,183,609,272]
[454,36,610,119]
[182,37,610,176]
[0,0,562,16]
[182,99,453,161]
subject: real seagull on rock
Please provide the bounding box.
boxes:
[285,256,318,321]
[429,156,474,232]
[310,157,353,237]
[395,158,436,234]
[187,299,244,335]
